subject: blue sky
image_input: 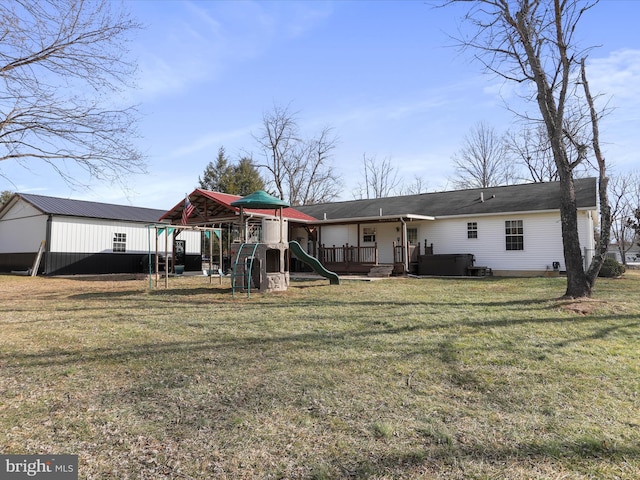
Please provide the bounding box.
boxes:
[3,0,639,209]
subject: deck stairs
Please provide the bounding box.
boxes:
[368,265,394,278]
[231,243,259,298]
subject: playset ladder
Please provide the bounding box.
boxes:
[231,243,259,298]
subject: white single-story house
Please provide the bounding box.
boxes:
[293,177,598,276]
[158,178,598,278]
[608,242,640,265]
[0,193,201,275]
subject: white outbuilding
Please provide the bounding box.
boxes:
[0,193,202,275]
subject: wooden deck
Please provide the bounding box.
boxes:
[319,244,378,274]
[314,241,434,275]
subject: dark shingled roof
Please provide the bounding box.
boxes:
[297,178,597,221]
[14,193,168,223]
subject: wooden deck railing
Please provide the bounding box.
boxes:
[393,241,433,264]
[319,243,378,265]
[317,240,434,275]
[393,241,434,274]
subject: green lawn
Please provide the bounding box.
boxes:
[0,272,638,479]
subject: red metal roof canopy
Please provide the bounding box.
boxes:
[160,189,316,224]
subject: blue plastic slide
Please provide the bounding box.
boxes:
[289,241,340,285]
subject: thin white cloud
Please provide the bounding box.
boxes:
[283,2,334,38]
[588,49,640,102]
[131,2,334,102]
[168,125,259,159]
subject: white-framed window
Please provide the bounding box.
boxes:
[363,227,376,243]
[467,222,478,239]
[505,220,524,250]
[113,232,127,252]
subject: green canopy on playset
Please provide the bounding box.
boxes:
[230,190,289,209]
[230,191,289,244]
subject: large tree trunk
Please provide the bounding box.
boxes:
[558,173,591,297]
[449,1,610,298]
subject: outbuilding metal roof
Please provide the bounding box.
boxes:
[296,177,598,222]
[13,193,168,223]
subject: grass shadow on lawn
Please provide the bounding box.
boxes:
[3,308,639,371]
[69,287,226,300]
[328,440,640,479]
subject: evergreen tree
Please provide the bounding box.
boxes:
[198,148,265,195]
[0,190,13,207]
[228,157,265,196]
[198,147,231,191]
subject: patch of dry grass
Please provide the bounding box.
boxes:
[0,272,639,479]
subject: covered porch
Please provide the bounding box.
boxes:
[299,213,435,276]
[318,240,434,275]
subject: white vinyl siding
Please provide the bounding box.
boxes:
[320,225,359,247]
[315,209,597,274]
[423,213,571,272]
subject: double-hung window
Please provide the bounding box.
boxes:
[363,227,376,243]
[467,222,478,239]
[113,232,127,252]
[505,220,524,250]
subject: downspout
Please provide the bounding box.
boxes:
[400,218,408,274]
[44,214,52,275]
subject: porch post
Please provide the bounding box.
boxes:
[402,219,409,273]
[155,226,159,287]
[164,227,169,288]
[279,206,283,244]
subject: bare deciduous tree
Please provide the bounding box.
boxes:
[628,208,640,253]
[254,103,298,202]
[450,0,611,298]
[398,175,429,196]
[609,172,640,265]
[451,121,515,189]
[254,103,341,205]
[286,126,342,205]
[506,126,558,182]
[353,154,401,199]
[0,0,144,186]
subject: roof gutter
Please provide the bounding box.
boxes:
[433,206,597,221]
[304,213,435,225]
